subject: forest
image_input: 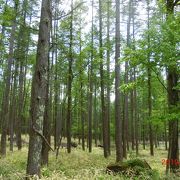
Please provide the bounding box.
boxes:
[0,0,179,179]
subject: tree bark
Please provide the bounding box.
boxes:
[26,0,51,177]
[41,55,51,166]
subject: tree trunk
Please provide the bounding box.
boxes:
[115,0,123,162]
[147,0,154,156]
[123,0,132,158]
[81,82,85,150]
[165,0,179,173]
[106,0,111,156]
[94,82,98,147]
[99,0,109,158]
[134,68,139,156]
[130,70,135,151]
[26,0,51,177]
[164,122,168,150]
[88,0,94,153]
[66,0,73,154]
[9,61,18,151]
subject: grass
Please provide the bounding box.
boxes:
[0,142,179,179]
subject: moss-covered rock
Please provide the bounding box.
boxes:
[106,158,157,179]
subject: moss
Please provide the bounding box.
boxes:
[106,158,160,179]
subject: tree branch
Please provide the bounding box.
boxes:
[53,2,85,20]
[150,67,168,92]
[33,126,54,152]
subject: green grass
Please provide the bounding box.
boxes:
[0,143,179,179]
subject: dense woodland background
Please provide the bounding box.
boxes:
[0,0,179,179]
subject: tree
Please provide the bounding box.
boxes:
[123,0,132,158]
[26,0,52,177]
[147,0,154,156]
[115,0,123,162]
[88,0,94,153]
[66,0,73,154]
[106,0,111,156]
[99,0,109,158]
[166,0,179,173]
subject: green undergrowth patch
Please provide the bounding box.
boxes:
[0,147,27,179]
[0,145,178,179]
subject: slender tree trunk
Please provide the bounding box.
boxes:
[147,66,154,156]
[134,69,138,156]
[106,0,111,156]
[81,82,85,150]
[78,15,85,150]
[142,123,146,149]
[164,122,168,150]
[88,0,94,153]
[147,0,154,156]
[130,70,135,151]
[94,82,98,147]
[115,0,123,162]
[26,0,51,177]
[9,61,18,151]
[53,1,59,149]
[123,0,132,158]
[66,0,73,153]
[99,0,109,158]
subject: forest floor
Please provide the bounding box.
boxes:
[0,139,179,180]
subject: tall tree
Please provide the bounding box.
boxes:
[26,0,51,177]
[99,0,109,158]
[147,0,154,156]
[88,0,94,153]
[115,0,123,162]
[123,0,132,158]
[106,0,111,155]
[66,0,73,154]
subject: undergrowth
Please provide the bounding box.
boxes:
[0,144,177,179]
